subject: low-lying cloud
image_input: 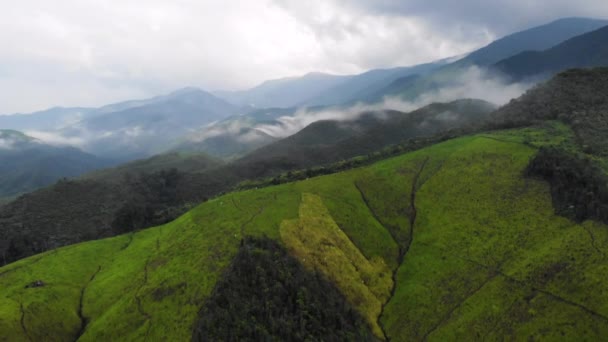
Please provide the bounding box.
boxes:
[252,66,532,138]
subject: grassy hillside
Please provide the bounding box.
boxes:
[2,123,608,340]
[0,100,492,265]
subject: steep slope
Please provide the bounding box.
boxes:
[494,25,608,81]
[459,17,608,66]
[0,151,225,265]
[214,72,349,108]
[0,130,111,198]
[491,67,608,156]
[1,126,608,340]
[0,99,494,265]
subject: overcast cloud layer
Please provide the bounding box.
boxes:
[1,0,607,113]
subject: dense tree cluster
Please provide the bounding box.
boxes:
[491,68,608,132]
[526,147,608,223]
[192,237,374,341]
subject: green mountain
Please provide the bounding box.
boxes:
[235,99,496,175]
[494,25,608,81]
[2,111,608,339]
[0,151,223,264]
[0,130,111,199]
[3,69,608,340]
[0,100,494,265]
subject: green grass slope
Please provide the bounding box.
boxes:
[1,125,608,340]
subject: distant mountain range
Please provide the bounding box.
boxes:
[0,16,606,178]
[371,17,608,101]
[60,87,240,159]
[495,24,608,81]
[0,88,241,161]
[214,58,454,108]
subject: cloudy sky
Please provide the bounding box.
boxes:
[1,0,607,113]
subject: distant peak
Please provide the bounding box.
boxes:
[169,87,205,96]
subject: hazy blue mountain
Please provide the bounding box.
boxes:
[169,106,321,159]
[0,107,95,131]
[58,87,239,160]
[456,17,608,67]
[0,130,111,198]
[373,17,608,101]
[494,25,608,81]
[301,59,452,106]
[214,72,350,108]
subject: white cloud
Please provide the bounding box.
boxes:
[0,1,606,113]
[24,130,87,147]
[0,0,492,113]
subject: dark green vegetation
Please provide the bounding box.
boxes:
[0,99,493,265]
[0,153,221,265]
[0,130,112,199]
[492,68,608,154]
[192,237,373,341]
[491,67,608,224]
[83,152,223,181]
[495,25,608,81]
[527,147,608,223]
[2,126,608,340]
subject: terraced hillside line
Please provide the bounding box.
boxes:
[19,301,32,342]
[422,272,500,340]
[418,246,608,339]
[404,157,430,260]
[120,233,135,251]
[444,243,608,322]
[377,157,430,341]
[74,265,102,341]
[239,206,265,237]
[353,182,402,260]
[135,258,153,339]
[478,135,529,146]
[582,225,606,259]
